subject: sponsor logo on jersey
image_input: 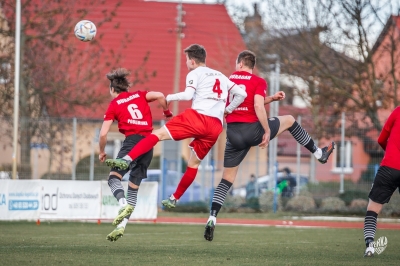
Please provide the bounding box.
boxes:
[205,72,222,76]
[116,93,139,105]
[189,80,193,84]
[206,97,226,102]
[234,107,248,111]
[229,74,251,80]
[127,119,148,125]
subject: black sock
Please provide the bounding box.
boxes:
[210,179,233,217]
[364,210,378,247]
[288,121,317,153]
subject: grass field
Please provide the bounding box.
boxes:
[1,221,399,265]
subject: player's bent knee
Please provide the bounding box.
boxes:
[367,199,384,214]
[109,172,123,180]
[153,127,170,141]
[284,115,295,124]
[128,176,142,187]
[278,115,295,129]
[128,181,140,189]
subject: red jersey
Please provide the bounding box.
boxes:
[225,71,267,123]
[104,91,153,137]
[378,106,400,170]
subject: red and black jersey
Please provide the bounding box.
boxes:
[104,91,153,137]
[378,106,400,170]
[225,71,267,123]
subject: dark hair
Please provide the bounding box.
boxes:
[184,44,206,64]
[237,50,256,69]
[106,68,131,93]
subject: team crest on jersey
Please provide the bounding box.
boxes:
[189,80,193,84]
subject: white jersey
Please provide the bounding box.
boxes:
[186,66,235,122]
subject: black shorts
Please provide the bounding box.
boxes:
[112,134,153,186]
[224,118,280,168]
[369,166,400,204]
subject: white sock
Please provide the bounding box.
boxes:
[207,216,216,225]
[117,218,128,228]
[122,155,132,162]
[170,194,176,200]
[119,198,127,207]
[313,148,322,159]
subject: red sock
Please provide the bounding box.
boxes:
[127,134,159,160]
[173,167,198,200]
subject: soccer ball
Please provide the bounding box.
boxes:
[74,20,96,42]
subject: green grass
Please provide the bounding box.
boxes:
[1,221,399,265]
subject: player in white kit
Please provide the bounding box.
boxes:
[105,44,247,207]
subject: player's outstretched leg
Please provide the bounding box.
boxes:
[204,217,216,241]
[318,142,335,164]
[283,117,335,164]
[105,158,130,170]
[112,205,134,226]
[106,227,125,242]
[161,195,177,208]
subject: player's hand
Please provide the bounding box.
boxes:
[273,91,285,101]
[224,109,232,117]
[259,131,270,149]
[99,152,107,162]
[163,109,173,119]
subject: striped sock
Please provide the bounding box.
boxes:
[125,186,138,219]
[210,179,233,217]
[288,121,317,153]
[108,175,125,201]
[364,210,377,247]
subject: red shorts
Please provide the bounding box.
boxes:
[165,109,223,160]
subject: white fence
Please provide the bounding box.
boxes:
[0,180,157,221]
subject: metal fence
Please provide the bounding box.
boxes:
[0,114,396,215]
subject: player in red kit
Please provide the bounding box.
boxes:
[105,44,247,208]
[98,68,171,242]
[363,106,400,257]
[204,50,335,241]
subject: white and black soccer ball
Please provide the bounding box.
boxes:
[74,20,96,42]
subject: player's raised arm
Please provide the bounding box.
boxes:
[146,91,173,118]
[225,83,247,114]
[146,91,168,109]
[165,87,196,103]
[264,91,286,105]
[166,70,197,103]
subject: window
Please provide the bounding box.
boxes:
[0,63,11,84]
[332,140,353,174]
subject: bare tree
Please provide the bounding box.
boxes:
[243,0,400,137]
[0,0,154,178]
